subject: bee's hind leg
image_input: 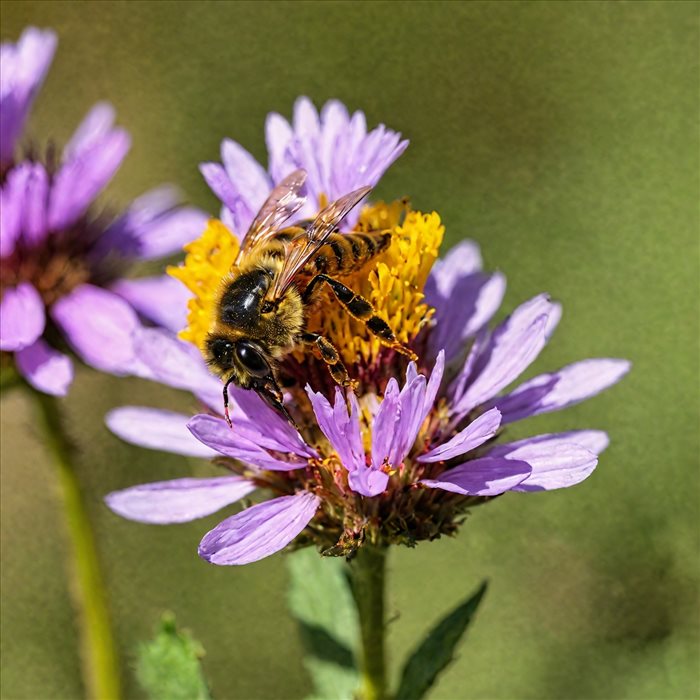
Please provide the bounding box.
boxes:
[301,332,357,389]
[303,274,417,361]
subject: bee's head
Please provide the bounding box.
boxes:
[206,335,294,426]
[206,336,271,385]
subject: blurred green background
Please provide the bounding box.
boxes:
[1,1,698,699]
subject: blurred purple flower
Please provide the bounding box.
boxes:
[0,28,206,395]
[106,240,629,565]
[200,96,408,233]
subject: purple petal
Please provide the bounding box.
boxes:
[198,492,320,565]
[228,386,317,457]
[307,386,364,472]
[389,374,427,466]
[451,294,557,415]
[0,27,57,164]
[132,327,221,399]
[427,271,506,361]
[51,284,140,373]
[106,476,255,524]
[307,386,387,496]
[0,282,45,350]
[15,338,73,395]
[265,111,295,183]
[48,128,131,231]
[220,138,272,232]
[200,162,239,217]
[371,378,401,468]
[111,275,190,333]
[187,414,309,471]
[421,457,531,496]
[21,162,49,246]
[486,435,599,492]
[129,206,207,260]
[419,408,502,463]
[493,359,631,424]
[348,469,389,498]
[63,102,116,161]
[428,240,484,297]
[1,163,32,256]
[106,407,217,458]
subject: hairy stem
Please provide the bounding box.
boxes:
[33,390,121,700]
[349,545,388,700]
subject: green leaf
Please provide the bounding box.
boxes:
[395,580,489,700]
[136,612,211,700]
[287,547,360,700]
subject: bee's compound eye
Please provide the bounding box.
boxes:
[209,337,235,365]
[236,341,269,377]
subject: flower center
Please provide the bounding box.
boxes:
[169,199,444,389]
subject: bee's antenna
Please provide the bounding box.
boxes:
[222,375,236,429]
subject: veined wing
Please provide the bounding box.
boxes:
[271,185,371,299]
[234,169,307,265]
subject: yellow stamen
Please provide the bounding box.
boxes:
[167,219,239,351]
[306,201,445,365]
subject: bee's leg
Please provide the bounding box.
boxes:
[301,332,356,388]
[302,274,417,361]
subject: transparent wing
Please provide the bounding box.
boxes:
[234,169,307,265]
[271,185,372,299]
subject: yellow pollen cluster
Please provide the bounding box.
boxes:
[308,201,445,365]
[167,219,239,351]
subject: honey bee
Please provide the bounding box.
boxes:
[204,169,415,426]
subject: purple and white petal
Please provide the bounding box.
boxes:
[421,457,531,496]
[187,414,309,471]
[493,359,631,424]
[52,284,140,373]
[48,128,131,231]
[198,492,320,565]
[15,338,73,395]
[106,476,256,524]
[0,282,45,350]
[419,408,502,463]
[0,27,57,165]
[111,275,190,333]
[106,407,217,458]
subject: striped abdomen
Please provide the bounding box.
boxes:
[307,231,391,277]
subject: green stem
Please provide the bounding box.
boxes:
[33,390,121,700]
[349,545,388,700]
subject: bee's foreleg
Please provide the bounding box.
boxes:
[301,331,357,388]
[302,274,417,361]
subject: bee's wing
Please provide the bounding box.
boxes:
[235,169,307,265]
[271,185,371,299]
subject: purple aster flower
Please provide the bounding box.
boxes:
[105,163,629,565]
[0,27,206,395]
